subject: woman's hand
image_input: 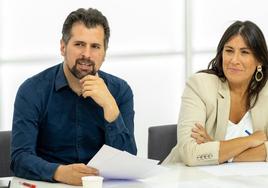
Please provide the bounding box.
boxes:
[247,130,267,148]
[191,123,213,144]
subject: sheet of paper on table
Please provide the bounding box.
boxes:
[87,144,168,179]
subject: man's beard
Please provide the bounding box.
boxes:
[70,58,96,79]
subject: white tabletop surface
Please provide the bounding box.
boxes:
[4,162,268,188]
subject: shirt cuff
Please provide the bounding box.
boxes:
[43,163,60,182]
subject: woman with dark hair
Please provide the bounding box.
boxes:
[164,21,268,166]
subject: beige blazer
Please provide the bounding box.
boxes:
[163,73,268,166]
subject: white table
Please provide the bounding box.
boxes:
[0,177,11,188]
[5,162,268,188]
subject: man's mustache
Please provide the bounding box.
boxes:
[76,58,96,75]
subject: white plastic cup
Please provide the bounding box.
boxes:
[82,176,104,188]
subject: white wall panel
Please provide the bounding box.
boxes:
[192,53,215,73]
[192,0,268,51]
[0,0,184,60]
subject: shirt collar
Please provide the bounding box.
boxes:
[55,63,68,91]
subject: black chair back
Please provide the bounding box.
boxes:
[0,131,12,177]
[148,124,177,163]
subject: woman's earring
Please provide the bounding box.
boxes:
[255,65,263,82]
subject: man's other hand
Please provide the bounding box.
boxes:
[53,163,99,185]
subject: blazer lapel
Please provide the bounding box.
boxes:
[215,80,230,140]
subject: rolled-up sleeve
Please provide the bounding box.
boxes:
[104,82,137,155]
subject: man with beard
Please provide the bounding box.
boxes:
[11,8,137,185]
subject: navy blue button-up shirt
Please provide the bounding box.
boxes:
[11,63,137,181]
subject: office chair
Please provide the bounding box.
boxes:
[148,124,177,163]
[0,131,12,177]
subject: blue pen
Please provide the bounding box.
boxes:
[245,130,251,135]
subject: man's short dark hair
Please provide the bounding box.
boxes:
[62,8,110,50]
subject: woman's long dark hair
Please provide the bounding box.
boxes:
[199,21,268,109]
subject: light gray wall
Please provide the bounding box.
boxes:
[1,0,268,157]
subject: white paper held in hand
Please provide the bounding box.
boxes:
[87,145,168,180]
